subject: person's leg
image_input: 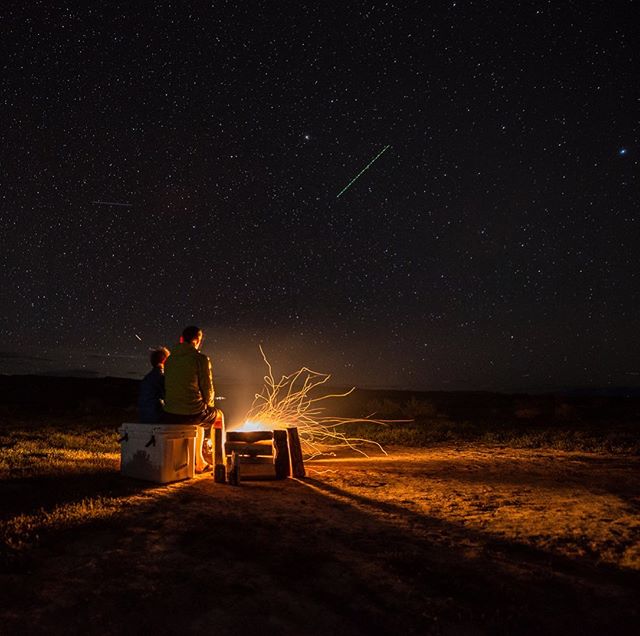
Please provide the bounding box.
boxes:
[194,426,208,471]
[195,407,218,470]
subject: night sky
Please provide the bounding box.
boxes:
[1,1,638,392]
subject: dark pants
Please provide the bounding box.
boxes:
[162,406,218,435]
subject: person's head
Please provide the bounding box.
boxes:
[181,325,203,349]
[149,346,170,368]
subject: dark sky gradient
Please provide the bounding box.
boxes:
[1,1,638,391]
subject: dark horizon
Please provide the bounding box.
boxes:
[2,357,640,398]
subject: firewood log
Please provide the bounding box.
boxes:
[224,441,273,457]
[273,429,290,479]
[287,427,305,478]
[226,431,273,443]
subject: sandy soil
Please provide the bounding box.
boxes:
[1,444,639,635]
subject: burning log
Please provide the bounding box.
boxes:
[224,441,273,457]
[226,431,273,444]
[273,429,290,479]
[235,455,277,480]
[223,430,279,481]
[221,428,297,481]
[227,451,240,486]
[287,427,305,478]
[213,410,226,483]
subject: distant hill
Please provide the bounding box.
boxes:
[557,386,640,398]
[1,375,639,425]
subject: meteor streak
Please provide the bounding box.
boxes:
[336,144,391,198]
[93,201,133,207]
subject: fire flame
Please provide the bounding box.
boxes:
[234,420,270,433]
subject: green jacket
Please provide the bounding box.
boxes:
[163,342,215,415]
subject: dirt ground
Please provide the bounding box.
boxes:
[1,444,639,635]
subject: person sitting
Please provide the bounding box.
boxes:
[138,347,170,423]
[162,325,217,472]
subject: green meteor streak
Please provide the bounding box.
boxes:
[336,144,391,198]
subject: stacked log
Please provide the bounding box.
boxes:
[273,429,290,479]
[227,451,239,486]
[223,427,305,483]
[224,430,276,482]
[226,431,273,444]
[212,410,226,483]
[286,427,305,478]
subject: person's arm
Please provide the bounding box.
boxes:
[198,354,215,407]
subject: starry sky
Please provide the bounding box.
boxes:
[1,1,638,392]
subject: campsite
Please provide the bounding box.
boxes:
[1,376,638,634]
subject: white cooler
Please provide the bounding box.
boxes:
[118,423,198,483]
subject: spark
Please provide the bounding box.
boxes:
[336,144,391,198]
[307,468,339,475]
[92,201,133,207]
[242,346,409,459]
[134,334,142,341]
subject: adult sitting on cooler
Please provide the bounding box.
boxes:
[162,325,217,472]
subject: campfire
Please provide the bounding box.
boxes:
[224,428,304,483]
[235,346,391,460]
[209,347,401,484]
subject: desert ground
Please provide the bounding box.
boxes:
[1,421,639,635]
[1,377,639,634]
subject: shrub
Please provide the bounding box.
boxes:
[403,396,437,419]
[554,402,579,421]
[365,398,405,418]
[514,407,541,420]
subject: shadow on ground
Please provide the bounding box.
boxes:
[0,470,159,521]
[1,469,639,636]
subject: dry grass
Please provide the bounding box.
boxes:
[0,420,119,480]
[340,417,640,454]
[0,418,126,558]
[3,497,125,552]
